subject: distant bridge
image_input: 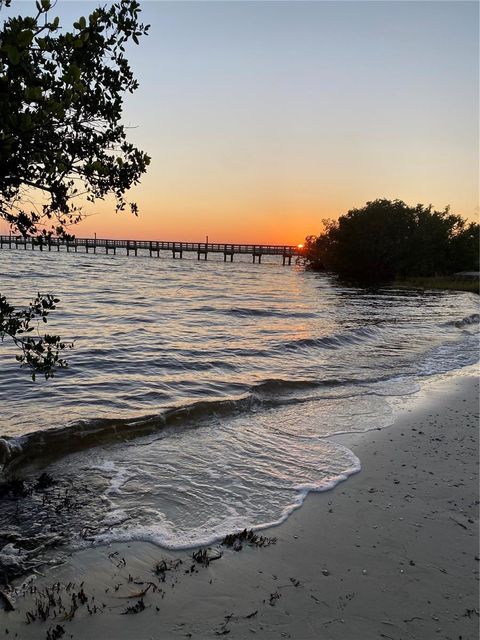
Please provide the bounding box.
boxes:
[0,235,302,265]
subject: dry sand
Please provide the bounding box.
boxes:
[1,374,478,639]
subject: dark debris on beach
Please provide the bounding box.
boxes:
[221,528,277,551]
[0,523,281,638]
[154,558,182,582]
[192,547,222,567]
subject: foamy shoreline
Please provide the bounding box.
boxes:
[1,372,478,639]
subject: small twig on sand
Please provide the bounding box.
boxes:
[320,617,344,628]
[380,619,397,627]
[214,612,233,635]
[116,582,157,599]
[449,516,468,530]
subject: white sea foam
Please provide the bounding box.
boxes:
[92,448,361,550]
[55,400,365,550]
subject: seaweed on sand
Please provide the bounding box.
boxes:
[192,547,222,567]
[221,529,277,551]
[46,624,65,640]
[154,558,182,582]
[122,598,145,614]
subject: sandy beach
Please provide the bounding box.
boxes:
[1,373,478,640]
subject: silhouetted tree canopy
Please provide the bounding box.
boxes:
[304,199,479,283]
[0,0,150,379]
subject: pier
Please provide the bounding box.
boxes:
[0,235,301,265]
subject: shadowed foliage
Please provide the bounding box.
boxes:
[0,0,150,378]
[303,199,479,283]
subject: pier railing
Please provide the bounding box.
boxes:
[0,235,301,265]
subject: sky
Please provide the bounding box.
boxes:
[3,0,479,244]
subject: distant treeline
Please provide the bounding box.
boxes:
[303,199,479,282]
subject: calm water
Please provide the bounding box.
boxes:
[0,249,478,571]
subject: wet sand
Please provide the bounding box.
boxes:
[1,374,478,639]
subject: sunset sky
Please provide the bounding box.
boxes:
[3,0,479,244]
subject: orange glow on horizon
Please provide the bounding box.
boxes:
[65,189,477,248]
[66,193,331,247]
